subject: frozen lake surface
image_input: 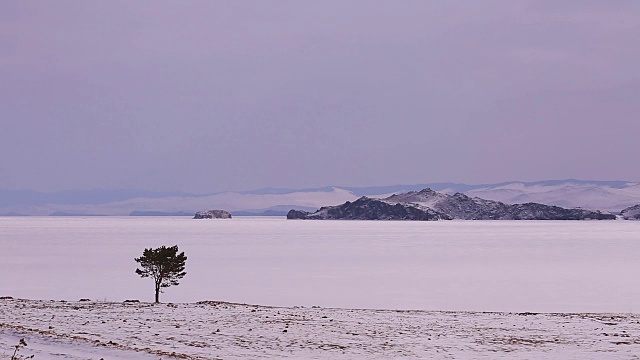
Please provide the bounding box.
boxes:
[2,217,639,313]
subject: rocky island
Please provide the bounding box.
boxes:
[287,188,616,221]
[620,204,640,220]
[193,210,232,219]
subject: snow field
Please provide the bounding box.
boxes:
[2,298,640,359]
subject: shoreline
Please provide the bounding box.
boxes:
[2,298,640,359]
[4,296,637,316]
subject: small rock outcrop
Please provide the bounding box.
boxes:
[621,204,640,220]
[288,188,616,221]
[193,210,232,219]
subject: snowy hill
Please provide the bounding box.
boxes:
[1,180,639,215]
[288,188,616,221]
[464,180,640,212]
[0,188,358,216]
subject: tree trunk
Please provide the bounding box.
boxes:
[155,283,160,303]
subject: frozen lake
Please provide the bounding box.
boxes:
[1,217,639,313]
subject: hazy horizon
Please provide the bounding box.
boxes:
[2,1,639,193]
[2,177,639,195]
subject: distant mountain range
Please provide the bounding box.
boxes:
[287,188,616,221]
[1,179,639,216]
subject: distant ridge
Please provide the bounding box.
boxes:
[49,211,106,216]
[232,205,318,217]
[0,212,29,216]
[240,179,637,197]
[288,188,616,221]
[1,179,639,215]
[129,211,194,216]
[341,179,637,196]
[0,189,200,207]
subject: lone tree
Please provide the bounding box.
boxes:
[134,245,187,303]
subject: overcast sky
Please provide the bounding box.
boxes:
[1,1,639,193]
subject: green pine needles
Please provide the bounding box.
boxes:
[134,245,187,303]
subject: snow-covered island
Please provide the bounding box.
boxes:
[621,204,640,220]
[288,188,616,220]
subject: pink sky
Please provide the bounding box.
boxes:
[1,1,639,192]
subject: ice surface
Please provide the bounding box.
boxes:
[2,217,640,313]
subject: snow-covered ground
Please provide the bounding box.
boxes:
[2,298,640,359]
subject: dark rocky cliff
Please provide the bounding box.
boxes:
[288,188,616,221]
[621,204,640,220]
[287,197,450,221]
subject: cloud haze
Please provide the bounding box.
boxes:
[1,1,639,192]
